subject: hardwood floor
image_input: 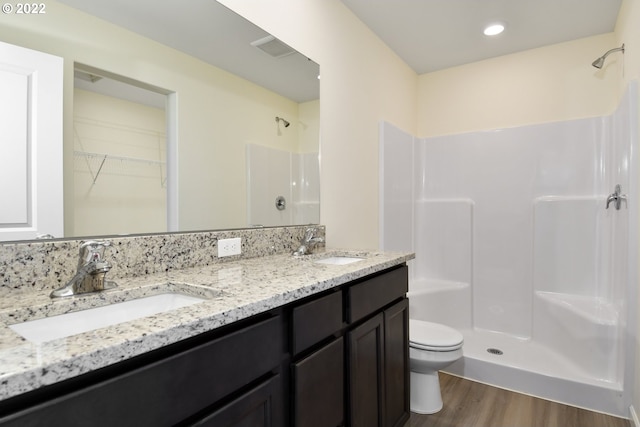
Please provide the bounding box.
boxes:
[408,373,630,427]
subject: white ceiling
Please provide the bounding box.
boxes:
[341,0,623,74]
[57,0,320,104]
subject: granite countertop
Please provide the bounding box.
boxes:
[0,249,413,402]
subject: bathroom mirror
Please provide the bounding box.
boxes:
[0,0,319,241]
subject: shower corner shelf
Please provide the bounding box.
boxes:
[74,150,167,187]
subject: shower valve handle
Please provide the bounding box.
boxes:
[606,184,627,210]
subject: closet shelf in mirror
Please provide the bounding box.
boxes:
[74,150,167,187]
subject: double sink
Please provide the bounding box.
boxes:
[7,254,364,345]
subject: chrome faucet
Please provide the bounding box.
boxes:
[50,240,117,298]
[292,227,325,256]
[606,184,627,210]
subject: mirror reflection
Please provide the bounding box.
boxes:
[0,0,319,241]
[73,71,168,237]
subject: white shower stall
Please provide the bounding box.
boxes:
[380,82,638,416]
[246,143,320,227]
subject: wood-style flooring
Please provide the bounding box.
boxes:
[408,373,630,427]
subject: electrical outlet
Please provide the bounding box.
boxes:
[218,237,241,257]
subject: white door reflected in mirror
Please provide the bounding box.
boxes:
[0,41,63,241]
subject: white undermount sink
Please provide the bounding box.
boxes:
[9,293,206,344]
[314,256,365,265]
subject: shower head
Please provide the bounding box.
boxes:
[275,116,290,128]
[591,44,625,69]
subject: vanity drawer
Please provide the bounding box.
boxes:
[292,290,343,355]
[0,315,283,427]
[347,266,408,323]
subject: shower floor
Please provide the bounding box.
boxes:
[444,328,626,417]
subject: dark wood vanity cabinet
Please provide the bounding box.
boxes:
[0,264,409,427]
[291,289,345,427]
[291,264,410,427]
[346,267,410,427]
[0,315,286,427]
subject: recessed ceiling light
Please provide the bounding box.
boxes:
[484,23,505,36]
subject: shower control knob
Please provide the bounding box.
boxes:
[606,184,627,210]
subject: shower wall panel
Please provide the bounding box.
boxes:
[533,196,603,297]
[415,118,604,337]
[414,199,473,286]
[291,152,320,225]
[607,86,633,309]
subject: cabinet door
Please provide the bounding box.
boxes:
[383,299,409,427]
[293,337,344,427]
[347,313,384,427]
[192,374,282,427]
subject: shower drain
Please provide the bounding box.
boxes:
[487,348,504,355]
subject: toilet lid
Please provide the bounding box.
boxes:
[409,319,463,351]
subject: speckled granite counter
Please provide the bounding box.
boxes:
[0,249,413,402]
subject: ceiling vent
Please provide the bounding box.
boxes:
[250,35,295,58]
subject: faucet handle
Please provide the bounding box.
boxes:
[303,227,318,241]
[78,240,112,269]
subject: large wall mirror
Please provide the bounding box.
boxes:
[0,0,319,242]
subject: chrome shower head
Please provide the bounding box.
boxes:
[592,44,625,69]
[276,116,290,127]
[591,57,605,69]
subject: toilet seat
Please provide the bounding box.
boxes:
[410,319,463,352]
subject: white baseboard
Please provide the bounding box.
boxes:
[631,405,639,427]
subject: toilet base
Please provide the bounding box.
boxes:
[410,370,443,414]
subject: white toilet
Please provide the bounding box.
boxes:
[409,319,464,414]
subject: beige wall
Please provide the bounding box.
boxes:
[616,0,640,97]
[218,0,418,250]
[0,0,305,234]
[417,33,620,137]
[298,99,320,153]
